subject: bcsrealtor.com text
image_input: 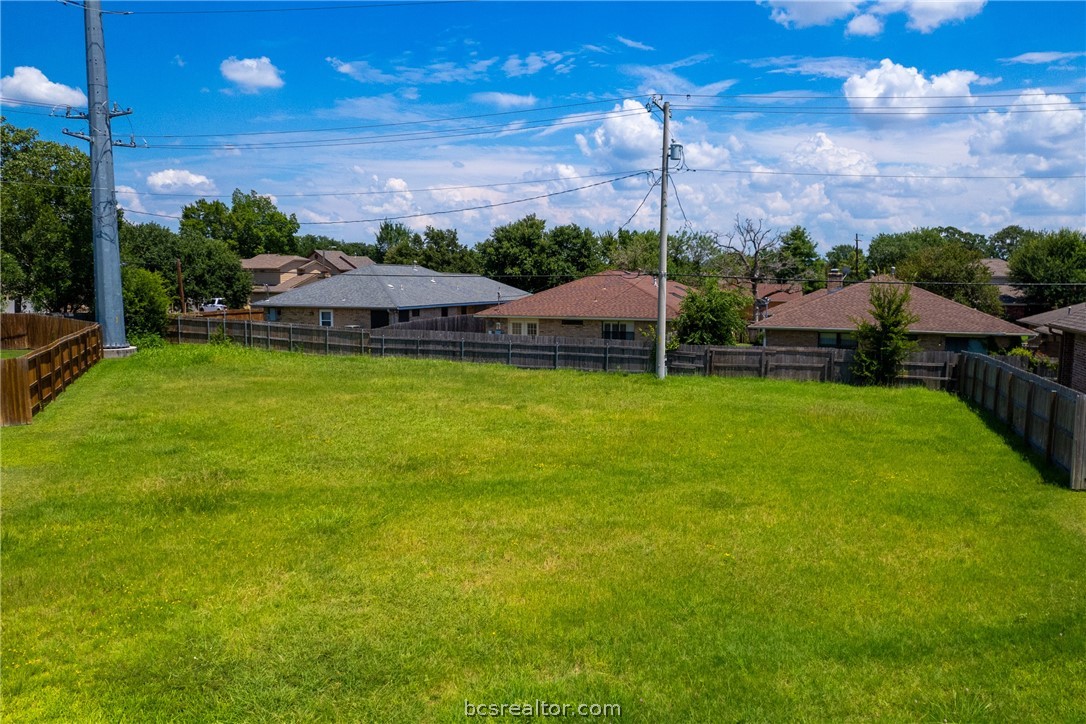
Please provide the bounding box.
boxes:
[464,700,621,717]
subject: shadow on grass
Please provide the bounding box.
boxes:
[958,397,1073,490]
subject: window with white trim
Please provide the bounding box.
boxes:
[319,309,333,327]
[510,319,539,336]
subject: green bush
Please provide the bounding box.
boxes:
[121,267,169,337]
[673,285,749,346]
[852,283,919,386]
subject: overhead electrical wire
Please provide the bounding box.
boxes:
[120,0,469,15]
[120,170,649,225]
[1,170,644,198]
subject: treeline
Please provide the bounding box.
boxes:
[3,119,1084,327]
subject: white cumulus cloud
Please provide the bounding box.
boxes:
[220,56,284,93]
[844,59,981,118]
[846,13,883,36]
[0,66,86,107]
[765,1,862,28]
[147,169,217,194]
[875,0,987,33]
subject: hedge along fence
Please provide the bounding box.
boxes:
[1,314,104,426]
[959,352,1086,490]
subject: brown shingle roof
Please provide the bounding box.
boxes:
[1018,302,1086,331]
[241,254,308,271]
[476,271,689,321]
[1048,306,1086,335]
[310,249,374,272]
[750,277,1034,337]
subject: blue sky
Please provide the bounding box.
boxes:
[2,0,1084,252]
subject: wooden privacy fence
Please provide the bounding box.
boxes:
[1,314,104,426]
[959,352,1086,490]
[171,317,960,385]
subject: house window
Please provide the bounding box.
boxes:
[319,309,333,327]
[266,308,280,322]
[818,332,856,349]
[602,321,634,341]
[411,309,420,317]
[441,307,449,317]
[561,320,583,326]
[510,320,539,336]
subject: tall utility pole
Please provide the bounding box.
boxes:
[63,0,133,353]
[653,97,671,380]
[854,233,861,278]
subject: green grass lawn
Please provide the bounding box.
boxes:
[1,349,30,359]
[2,344,1084,722]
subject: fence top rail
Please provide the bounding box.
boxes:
[23,323,101,365]
[962,351,1082,402]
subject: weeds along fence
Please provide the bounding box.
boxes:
[170,317,959,384]
[1,314,103,426]
[959,352,1086,490]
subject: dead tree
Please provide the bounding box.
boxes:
[712,216,784,318]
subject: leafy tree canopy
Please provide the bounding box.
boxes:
[867,226,991,272]
[476,215,604,293]
[0,119,94,312]
[1008,228,1086,310]
[897,242,1002,316]
[673,285,749,346]
[180,190,299,258]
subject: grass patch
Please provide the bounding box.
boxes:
[2,344,1084,721]
[1,349,30,359]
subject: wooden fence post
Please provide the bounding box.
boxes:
[1022,380,1035,442]
[289,325,294,351]
[508,341,513,365]
[604,344,610,373]
[554,342,560,369]
[1045,390,1059,465]
[760,349,768,378]
[1072,396,1086,491]
[325,328,330,355]
[460,339,465,361]
[206,317,212,341]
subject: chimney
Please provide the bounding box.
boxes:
[827,268,846,292]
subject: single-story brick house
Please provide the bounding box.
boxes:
[252,264,528,329]
[1048,307,1086,393]
[475,270,689,341]
[1017,302,1086,358]
[749,276,1035,352]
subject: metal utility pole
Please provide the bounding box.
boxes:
[653,97,671,380]
[854,233,861,278]
[63,0,134,353]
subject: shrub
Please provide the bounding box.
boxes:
[852,283,919,386]
[673,285,749,346]
[121,267,169,337]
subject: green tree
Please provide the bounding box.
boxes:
[989,225,1036,261]
[475,215,603,292]
[177,233,252,309]
[1008,228,1086,309]
[825,243,868,279]
[372,221,419,263]
[673,285,749,346]
[418,227,479,273]
[476,215,550,291]
[897,242,1003,315]
[120,220,181,278]
[867,228,942,272]
[0,120,94,312]
[776,226,818,281]
[180,190,300,258]
[851,283,919,386]
[121,266,170,337]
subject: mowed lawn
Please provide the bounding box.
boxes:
[2,344,1084,722]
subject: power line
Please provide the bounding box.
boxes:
[123,0,469,15]
[673,105,1085,116]
[689,167,1086,180]
[1,170,643,198]
[139,108,647,151]
[121,171,650,225]
[669,90,1086,100]
[619,176,660,230]
[138,96,642,139]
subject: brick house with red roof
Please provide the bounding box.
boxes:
[476,270,689,341]
[749,277,1035,353]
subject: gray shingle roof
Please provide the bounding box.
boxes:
[252,264,528,310]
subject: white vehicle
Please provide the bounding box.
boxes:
[201,298,227,312]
